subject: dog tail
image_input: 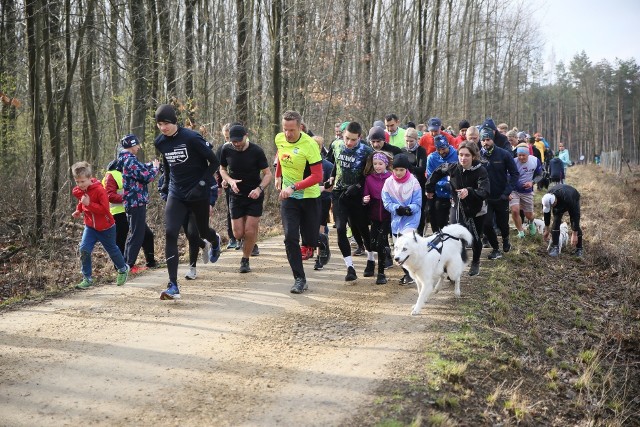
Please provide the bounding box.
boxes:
[442,223,474,248]
[460,245,468,264]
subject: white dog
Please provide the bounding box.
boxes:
[533,219,545,235]
[394,224,473,316]
[547,222,569,253]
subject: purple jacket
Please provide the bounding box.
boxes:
[363,171,392,222]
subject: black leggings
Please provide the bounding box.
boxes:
[332,195,371,258]
[183,211,205,267]
[370,219,390,274]
[165,196,217,284]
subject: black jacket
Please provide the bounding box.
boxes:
[481,146,519,200]
[426,160,490,219]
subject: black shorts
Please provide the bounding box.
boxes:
[229,195,264,219]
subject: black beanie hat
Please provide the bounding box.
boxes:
[155,104,178,124]
[459,120,470,130]
[392,153,412,170]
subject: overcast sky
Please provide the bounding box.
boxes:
[539,0,640,68]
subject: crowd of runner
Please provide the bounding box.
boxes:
[70,105,583,298]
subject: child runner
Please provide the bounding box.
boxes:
[381,154,422,285]
[362,151,393,284]
[71,161,129,289]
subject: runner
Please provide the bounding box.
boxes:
[274,110,323,294]
[218,124,272,273]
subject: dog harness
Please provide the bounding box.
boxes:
[427,231,463,254]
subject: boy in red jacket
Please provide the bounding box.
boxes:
[71,161,129,289]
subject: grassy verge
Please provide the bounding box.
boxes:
[347,165,640,426]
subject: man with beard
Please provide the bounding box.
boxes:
[219,124,272,273]
[479,128,519,259]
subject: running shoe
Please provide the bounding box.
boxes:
[202,240,211,264]
[208,234,222,263]
[116,265,130,286]
[185,267,197,280]
[226,238,238,250]
[239,258,251,273]
[76,278,93,290]
[160,282,181,300]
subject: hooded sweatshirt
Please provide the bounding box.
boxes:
[72,178,115,231]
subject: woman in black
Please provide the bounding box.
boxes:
[425,141,490,276]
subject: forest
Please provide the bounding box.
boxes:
[0,0,639,240]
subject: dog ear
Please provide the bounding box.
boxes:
[397,232,403,238]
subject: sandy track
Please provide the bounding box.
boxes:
[0,236,464,426]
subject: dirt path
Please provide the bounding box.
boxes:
[0,236,466,426]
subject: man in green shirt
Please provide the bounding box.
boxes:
[274,111,324,294]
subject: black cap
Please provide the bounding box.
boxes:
[229,125,247,142]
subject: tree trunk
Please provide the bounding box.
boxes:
[270,0,282,138]
[129,0,148,143]
[0,0,18,168]
[26,0,44,239]
[184,0,195,102]
[158,5,175,99]
[109,2,124,139]
[425,0,442,115]
[235,0,248,124]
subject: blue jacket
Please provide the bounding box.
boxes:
[480,145,519,200]
[426,146,458,198]
[117,150,159,209]
[381,174,422,234]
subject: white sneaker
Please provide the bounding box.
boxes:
[185,267,197,280]
[201,240,211,264]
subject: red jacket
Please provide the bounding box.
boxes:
[419,131,455,156]
[72,178,115,231]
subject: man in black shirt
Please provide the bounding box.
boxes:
[218,124,272,273]
[154,104,222,300]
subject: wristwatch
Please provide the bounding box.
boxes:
[289,184,297,191]
[258,185,264,192]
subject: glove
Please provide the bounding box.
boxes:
[159,185,168,201]
[343,183,362,199]
[323,180,333,189]
[395,206,412,216]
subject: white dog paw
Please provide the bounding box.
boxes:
[411,310,420,316]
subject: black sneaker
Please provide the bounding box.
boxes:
[290,277,307,294]
[482,237,490,248]
[548,245,559,257]
[239,257,251,273]
[384,247,393,268]
[318,233,331,266]
[488,249,503,260]
[574,248,584,257]
[399,274,415,286]
[468,261,480,276]
[251,244,260,256]
[363,260,375,277]
[345,266,357,281]
[503,240,511,253]
[353,246,365,256]
[235,239,243,251]
[313,258,323,270]
[375,273,387,285]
